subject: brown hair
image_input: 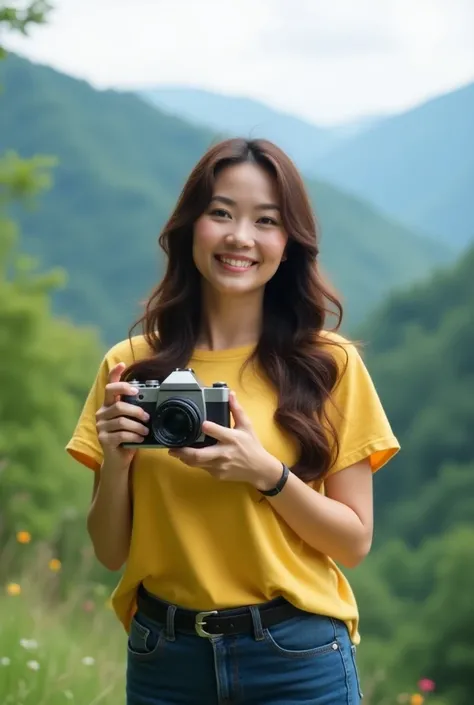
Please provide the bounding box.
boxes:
[125,138,346,482]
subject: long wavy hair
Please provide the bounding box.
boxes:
[125,138,347,482]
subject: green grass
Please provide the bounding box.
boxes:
[0,548,126,705]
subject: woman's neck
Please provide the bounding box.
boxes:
[197,289,263,351]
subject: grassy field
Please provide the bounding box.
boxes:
[0,588,125,705]
[0,540,126,705]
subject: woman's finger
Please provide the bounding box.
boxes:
[99,417,149,437]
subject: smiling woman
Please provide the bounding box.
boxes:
[66,137,399,705]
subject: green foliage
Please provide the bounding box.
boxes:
[359,246,474,544]
[345,243,474,704]
[0,164,103,544]
[0,53,448,343]
[0,1,52,58]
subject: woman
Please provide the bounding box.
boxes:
[67,138,399,705]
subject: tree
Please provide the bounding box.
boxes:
[0,1,103,552]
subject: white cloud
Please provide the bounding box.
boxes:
[3,0,473,123]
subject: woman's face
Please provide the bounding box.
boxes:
[193,162,288,299]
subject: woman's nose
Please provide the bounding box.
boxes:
[225,220,254,247]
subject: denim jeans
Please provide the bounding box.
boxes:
[126,600,363,705]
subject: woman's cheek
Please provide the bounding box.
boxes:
[194,217,222,250]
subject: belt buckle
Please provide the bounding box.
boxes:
[195,610,221,638]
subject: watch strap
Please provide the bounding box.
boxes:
[259,463,290,496]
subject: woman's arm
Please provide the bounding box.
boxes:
[261,456,373,568]
[87,461,133,571]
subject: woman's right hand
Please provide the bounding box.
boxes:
[95,362,150,470]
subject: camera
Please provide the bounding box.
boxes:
[120,368,230,449]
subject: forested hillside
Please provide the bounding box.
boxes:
[362,244,474,545]
[0,53,448,342]
[347,244,474,704]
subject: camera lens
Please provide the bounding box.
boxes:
[152,398,202,447]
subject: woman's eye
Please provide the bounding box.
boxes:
[258,216,278,226]
[210,208,231,219]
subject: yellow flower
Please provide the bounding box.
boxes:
[105,598,113,610]
[48,559,61,573]
[410,695,424,705]
[6,583,21,596]
[16,531,31,544]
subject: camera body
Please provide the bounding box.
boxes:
[121,368,230,449]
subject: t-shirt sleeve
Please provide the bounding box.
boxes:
[65,353,111,472]
[326,341,400,476]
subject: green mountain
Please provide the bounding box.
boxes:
[140,86,341,172]
[1,54,448,343]
[360,243,474,546]
[317,81,474,249]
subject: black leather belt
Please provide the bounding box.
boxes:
[136,583,304,638]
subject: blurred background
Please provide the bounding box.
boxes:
[0,1,473,703]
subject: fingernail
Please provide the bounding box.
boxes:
[143,412,150,421]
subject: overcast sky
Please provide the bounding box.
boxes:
[4,0,474,124]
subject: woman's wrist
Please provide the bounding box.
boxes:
[253,453,287,492]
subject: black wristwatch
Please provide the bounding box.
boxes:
[259,463,290,496]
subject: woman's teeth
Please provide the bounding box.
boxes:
[218,257,254,268]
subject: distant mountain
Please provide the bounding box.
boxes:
[140,86,358,172]
[1,54,449,344]
[316,81,474,249]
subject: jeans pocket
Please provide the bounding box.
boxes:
[350,644,363,699]
[127,611,166,661]
[263,613,339,660]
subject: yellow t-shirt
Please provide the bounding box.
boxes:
[66,331,399,643]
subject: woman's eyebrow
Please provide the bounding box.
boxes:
[211,195,280,211]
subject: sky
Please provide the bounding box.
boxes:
[4,0,474,125]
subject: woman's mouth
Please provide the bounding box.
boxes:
[214,255,257,272]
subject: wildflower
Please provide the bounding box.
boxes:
[418,679,435,693]
[82,600,95,613]
[26,660,40,671]
[20,639,39,651]
[6,583,21,596]
[48,558,62,572]
[16,531,31,544]
[0,657,11,666]
[410,695,424,705]
[81,656,95,666]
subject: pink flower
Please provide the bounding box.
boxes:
[418,679,436,693]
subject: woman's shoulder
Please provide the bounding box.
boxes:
[103,334,154,368]
[318,329,359,362]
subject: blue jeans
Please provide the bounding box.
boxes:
[126,601,363,704]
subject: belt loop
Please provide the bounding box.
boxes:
[249,606,265,641]
[165,605,177,641]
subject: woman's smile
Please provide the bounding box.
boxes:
[214,253,258,273]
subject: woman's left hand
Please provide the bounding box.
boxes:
[168,392,282,491]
